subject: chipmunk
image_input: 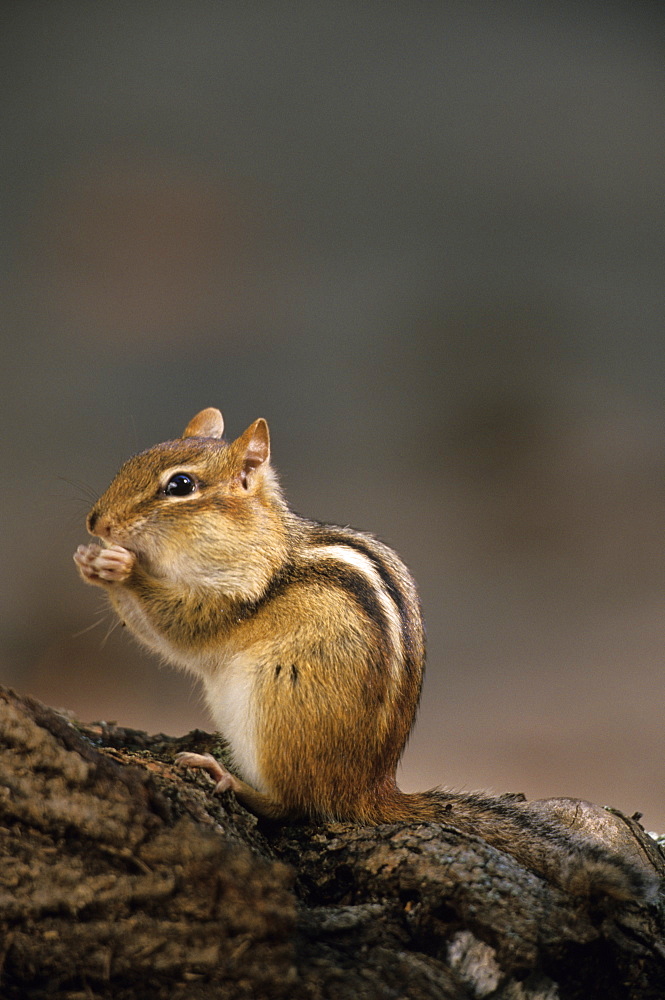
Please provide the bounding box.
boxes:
[74,408,659,901]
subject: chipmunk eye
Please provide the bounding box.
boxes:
[164,473,197,497]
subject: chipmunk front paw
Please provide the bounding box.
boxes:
[74,543,136,584]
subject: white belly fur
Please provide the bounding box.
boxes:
[201,652,263,793]
[110,591,263,792]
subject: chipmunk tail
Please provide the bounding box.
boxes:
[356,786,450,825]
[356,786,662,906]
[561,847,661,904]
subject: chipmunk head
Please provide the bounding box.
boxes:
[86,408,287,592]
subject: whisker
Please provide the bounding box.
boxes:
[71,614,108,639]
[58,477,100,504]
[63,506,91,531]
[100,617,122,648]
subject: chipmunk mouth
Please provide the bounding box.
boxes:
[99,536,134,551]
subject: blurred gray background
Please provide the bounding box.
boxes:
[2,2,664,828]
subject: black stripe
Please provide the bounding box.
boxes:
[297,559,391,654]
[308,523,420,673]
[231,557,392,667]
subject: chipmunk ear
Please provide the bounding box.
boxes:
[237,418,270,485]
[182,408,225,439]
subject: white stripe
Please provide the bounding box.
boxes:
[302,544,404,678]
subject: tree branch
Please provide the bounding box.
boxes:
[1,686,663,999]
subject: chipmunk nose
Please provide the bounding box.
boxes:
[87,509,110,538]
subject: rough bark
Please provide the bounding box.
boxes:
[1,685,663,1000]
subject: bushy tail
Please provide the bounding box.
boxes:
[359,785,660,904]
